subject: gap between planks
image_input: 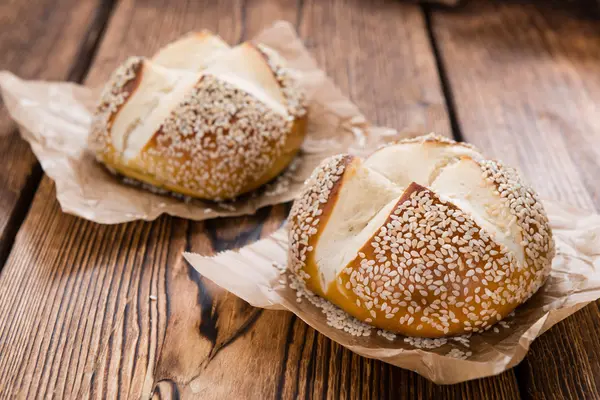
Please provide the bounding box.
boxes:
[421,3,465,143]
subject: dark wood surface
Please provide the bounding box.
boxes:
[0,0,598,398]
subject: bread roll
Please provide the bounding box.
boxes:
[288,134,554,337]
[89,36,307,200]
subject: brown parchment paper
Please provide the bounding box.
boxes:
[184,200,600,384]
[0,21,399,224]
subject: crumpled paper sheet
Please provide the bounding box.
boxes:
[184,200,600,384]
[0,21,399,224]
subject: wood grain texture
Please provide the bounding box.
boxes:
[430,1,600,398]
[300,0,451,136]
[0,0,112,268]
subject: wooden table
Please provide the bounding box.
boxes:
[1,0,599,398]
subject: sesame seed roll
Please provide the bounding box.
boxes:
[89,32,308,201]
[288,134,554,338]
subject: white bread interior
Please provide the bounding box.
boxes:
[110,62,200,161]
[152,31,230,71]
[152,33,287,117]
[364,141,482,187]
[204,43,288,116]
[430,157,525,265]
[314,160,403,289]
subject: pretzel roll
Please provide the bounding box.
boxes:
[89,40,307,200]
[288,135,554,337]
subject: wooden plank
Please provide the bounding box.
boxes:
[0,0,114,268]
[0,1,517,400]
[299,0,450,135]
[430,1,600,398]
